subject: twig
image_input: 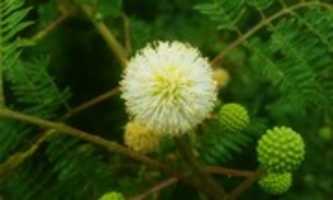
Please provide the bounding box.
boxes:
[228,170,263,200]
[210,1,333,67]
[19,13,71,48]
[129,177,178,200]
[0,130,54,177]
[62,87,120,119]
[0,108,169,173]
[174,137,226,200]
[205,166,256,178]
[0,85,120,176]
[80,4,128,68]
[32,14,70,44]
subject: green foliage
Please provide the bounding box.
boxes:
[194,0,246,30]
[7,57,71,117]
[249,8,333,118]
[198,120,255,164]
[0,0,31,70]
[0,0,332,199]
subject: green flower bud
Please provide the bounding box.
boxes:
[99,192,125,200]
[259,173,292,195]
[218,103,250,133]
[257,126,305,173]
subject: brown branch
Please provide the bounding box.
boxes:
[210,1,333,67]
[205,166,256,178]
[228,170,264,200]
[129,177,178,200]
[62,87,120,119]
[0,108,169,173]
[31,14,70,44]
[0,130,54,177]
[174,137,227,200]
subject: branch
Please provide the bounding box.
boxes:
[62,86,120,119]
[205,166,256,178]
[19,13,70,48]
[129,177,178,200]
[210,1,333,67]
[174,137,226,200]
[80,4,128,68]
[228,170,263,200]
[0,130,54,177]
[0,108,168,173]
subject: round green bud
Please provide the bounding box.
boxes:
[257,126,305,173]
[259,173,292,195]
[318,126,332,141]
[218,103,250,133]
[99,192,125,200]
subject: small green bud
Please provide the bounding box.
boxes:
[257,126,305,173]
[259,173,292,195]
[218,103,250,133]
[99,192,125,200]
[318,126,332,141]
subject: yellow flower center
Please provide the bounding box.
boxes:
[152,66,192,101]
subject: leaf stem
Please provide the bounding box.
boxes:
[228,170,263,200]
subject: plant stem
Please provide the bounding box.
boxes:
[80,5,128,68]
[174,136,226,200]
[129,177,178,200]
[0,108,166,172]
[210,1,333,67]
[228,170,263,200]
[0,130,54,177]
[62,86,120,119]
[32,14,70,43]
[205,166,256,178]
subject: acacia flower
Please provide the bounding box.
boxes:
[121,41,217,135]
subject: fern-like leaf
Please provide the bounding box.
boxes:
[0,0,32,71]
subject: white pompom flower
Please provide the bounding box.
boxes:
[121,41,217,136]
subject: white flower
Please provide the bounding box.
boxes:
[121,41,217,135]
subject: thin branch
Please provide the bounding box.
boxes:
[80,4,128,68]
[228,170,263,200]
[32,14,70,44]
[174,137,226,200]
[0,108,168,173]
[129,177,178,200]
[205,166,256,178]
[62,87,120,119]
[19,13,70,48]
[0,86,120,176]
[0,130,54,177]
[210,1,333,67]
